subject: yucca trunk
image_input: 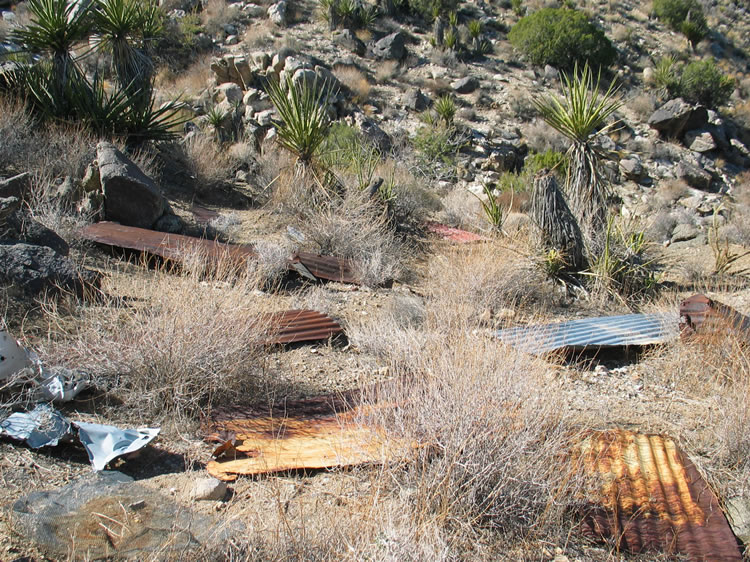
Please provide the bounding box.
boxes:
[566,142,609,250]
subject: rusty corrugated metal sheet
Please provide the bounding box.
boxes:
[80,221,257,266]
[497,313,679,355]
[204,393,404,480]
[679,294,750,342]
[425,222,489,244]
[289,251,357,284]
[264,309,343,345]
[579,430,741,560]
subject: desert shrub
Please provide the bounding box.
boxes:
[320,0,378,30]
[679,59,734,109]
[524,149,568,175]
[508,8,616,70]
[179,133,234,191]
[652,0,707,49]
[333,66,371,104]
[412,124,468,180]
[320,122,381,191]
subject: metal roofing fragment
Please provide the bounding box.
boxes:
[679,293,750,342]
[263,309,344,345]
[579,429,741,560]
[0,404,72,448]
[80,221,258,267]
[425,222,489,244]
[74,422,160,471]
[497,312,679,355]
[203,393,405,480]
[0,329,32,381]
[81,222,360,284]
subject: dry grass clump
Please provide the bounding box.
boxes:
[642,334,750,497]
[37,254,274,421]
[522,118,569,154]
[155,55,213,99]
[180,134,235,192]
[626,91,658,120]
[298,188,408,287]
[334,66,372,105]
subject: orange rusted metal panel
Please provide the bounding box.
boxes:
[425,222,489,244]
[679,294,750,342]
[80,221,257,266]
[579,430,741,560]
[263,309,344,345]
[204,394,404,480]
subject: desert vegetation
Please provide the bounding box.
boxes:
[1,0,750,558]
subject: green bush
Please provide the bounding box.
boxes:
[525,149,568,175]
[652,0,707,49]
[679,59,734,108]
[508,8,616,70]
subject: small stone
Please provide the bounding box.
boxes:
[191,477,227,501]
[216,82,243,104]
[671,223,699,243]
[684,129,716,153]
[452,76,479,94]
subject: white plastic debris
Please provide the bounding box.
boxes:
[74,422,160,471]
[0,404,72,448]
[0,330,32,381]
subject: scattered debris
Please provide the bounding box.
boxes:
[1,404,71,448]
[578,429,741,560]
[679,293,750,342]
[0,405,159,471]
[74,422,160,471]
[0,329,32,380]
[204,393,406,480]
[11,471,240,559]
[497,312,678,355]
[263,309,344,345]
[81,221,360,284]
[425,222,489,244]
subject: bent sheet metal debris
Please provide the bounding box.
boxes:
[497,312,679,354]
[204,393,406,480]
[425,222,489,244]
[0,404,159,470]
[80,221,358,284]
[578,429,741,560]
[679,293,750,341]
[263,309,344,345]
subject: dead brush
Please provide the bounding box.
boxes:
[36,249,276,422]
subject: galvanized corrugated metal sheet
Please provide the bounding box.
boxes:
[80,221,257,266]
[680,294,750,342]
[496,313,679,354]
[204,394,403,480]
[425,222,489,244]
[264,309,343,345]
[579,430,741,560]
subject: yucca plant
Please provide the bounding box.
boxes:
[92,0,163,101]
[265,75,334,166]
[471,183,507,234]
[434,94,456,126]
[533,62,622,247]
[12,0,92,103]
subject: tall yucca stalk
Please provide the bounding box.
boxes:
[533,63,621,247]
[265,75,333,166]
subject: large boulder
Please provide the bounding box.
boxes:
[648,98,708,139]
[676,160,713,191]
[0,242,99,297]
[0,172,30,199]
[2,204,70,256]
[372,32,405,60]
[268,0,287,26]
[97,142,166,229]
[333,29,366,56]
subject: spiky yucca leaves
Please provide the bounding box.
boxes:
[265,75,334,166]
[533,62,621,249]
[93,0,163,102]
[12,0,92,102]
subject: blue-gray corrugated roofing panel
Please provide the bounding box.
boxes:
[496,313,679,354]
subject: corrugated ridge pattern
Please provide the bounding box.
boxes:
[680,294,750,341]
[263,309,344,345]
[497,313,679,354]
[581,430,741,560]
[290,252,357,284]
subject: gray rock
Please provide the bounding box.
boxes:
[2,208,69,256]
[354,113,391,153]
[256,109,275,126]
[403,88,430,111]
[676,161,713,191]
[153,213,184,234]
[543,65,559,80]
[0,242,99,297]
[77,191,104,221]
[52,176,82,207]
[97,142,166,229]
[11,471,240,559]
[0,171,30,199]
[333,29,366,56]
[243,3,266,16]
[671,223,699,243]
[684,129,716,152]
[726,497,750,546]
[648,98,708,138]
[268,0,287,26]
[372,32,405,60]
[292,68,317,90]
[81,163,100,193]
[619,156,644,181]
[243,88,261,106]
[0,196,20,224]
[190,477,228,501]
[452,76,479,94]
[215,82,244,104]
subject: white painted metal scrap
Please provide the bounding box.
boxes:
[496,312,679,355]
